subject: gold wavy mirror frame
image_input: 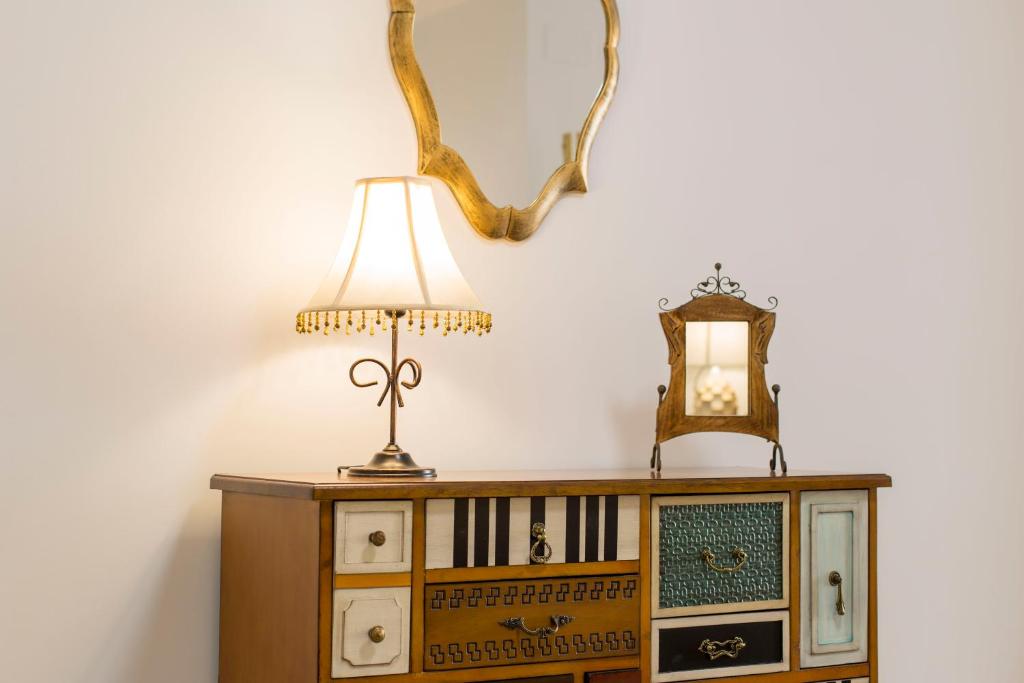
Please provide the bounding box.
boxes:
[388,0,620,241]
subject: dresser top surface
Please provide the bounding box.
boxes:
[210,467,892,500]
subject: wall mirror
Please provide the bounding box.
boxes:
[388,0,620,241]
[653,264,786,473]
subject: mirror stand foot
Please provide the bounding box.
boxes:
[770,441,787,474]
[651,442,662,472]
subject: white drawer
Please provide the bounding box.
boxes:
[800,490,869,668]
[334,501,413,574]
[332,587,410,678]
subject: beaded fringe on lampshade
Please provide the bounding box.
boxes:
[296,309,492,337]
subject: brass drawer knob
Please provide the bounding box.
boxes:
[829,570,846,616]
[530,522,552,564]
[701,546,748,574]
[368,625,386,643]
[368,530,387,547]
[698,636,746,660]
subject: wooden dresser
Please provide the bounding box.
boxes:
[211,468,891,683]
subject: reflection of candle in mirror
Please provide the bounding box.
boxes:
[684,321,751,416]
[696,364,739,416]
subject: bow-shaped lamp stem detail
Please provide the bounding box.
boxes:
[347,311,432,477]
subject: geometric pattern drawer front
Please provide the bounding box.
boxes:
[424,574,640,670]
[651,610,790,682]
[652,494,789,617]
[801,490,869,669]
[426,496,640,569]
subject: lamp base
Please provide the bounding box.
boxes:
[343,444,437,478]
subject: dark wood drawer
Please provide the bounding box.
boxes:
[586,670,641,683]
[652,611,789,681]
[424,574,640,671]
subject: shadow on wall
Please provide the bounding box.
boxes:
[609,391,778,472]
[103,503,221,683]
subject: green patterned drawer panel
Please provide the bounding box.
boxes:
[655,494,788,614]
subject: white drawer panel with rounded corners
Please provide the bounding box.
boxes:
[332,587,410,678]
[334,501,413,574]
[801,490,869,668]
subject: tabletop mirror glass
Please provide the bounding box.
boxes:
[389,0,620,241]
[684,321,750,417]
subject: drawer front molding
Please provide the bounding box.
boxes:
[335,500,413,574]
[426,496,640,569]
[651,610,790,682]
[424,574,640,670]
[652,493,790,617]
[332,587,411,678]
[801,490,869,668]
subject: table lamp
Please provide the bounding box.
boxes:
[296,177,491,477]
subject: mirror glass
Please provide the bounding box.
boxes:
[415,0,607,208]
[684,322,750,417]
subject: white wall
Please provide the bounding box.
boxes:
[1,1,1022,681]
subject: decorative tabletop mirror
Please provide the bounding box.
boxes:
[388,0,620,241]
[652,264,787,473]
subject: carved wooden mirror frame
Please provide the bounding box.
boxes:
[653,264,786,473]
[388,0,620,242]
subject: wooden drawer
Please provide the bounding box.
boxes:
[426,496,640,569]
[331,587,410,678]
[424,574,640,670]
[651,611,789,682]
[801,490,869,668]
[586,670,641,682]
[475,677,573,683]
[652,493,789,617]
[335,500,413,574]
[812,679,869,683]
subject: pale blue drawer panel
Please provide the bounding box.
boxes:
[800,490,869,669]
[652,493,790,618]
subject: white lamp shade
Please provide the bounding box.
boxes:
[298,177,489,335]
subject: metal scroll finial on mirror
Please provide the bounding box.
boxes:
[659,262,778,311]
[652,263,787,474]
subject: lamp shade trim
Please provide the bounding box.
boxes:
[296,176,490,338]
[296,309,492,337]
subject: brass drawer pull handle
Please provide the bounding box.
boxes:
[368,530,387,547]
[701,546,748,574]
[500,615,574,637]
[698,636,746,660]
[829,570,846,616]
[530,522,553,564]
[368,625,386,643]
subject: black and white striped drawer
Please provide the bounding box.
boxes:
[425,496,640,569]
